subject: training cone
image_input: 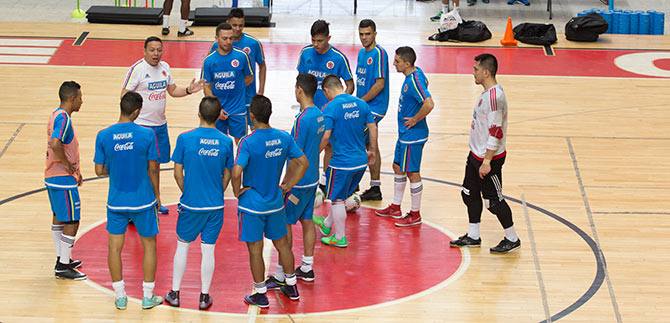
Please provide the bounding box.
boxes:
[500,17,517,46]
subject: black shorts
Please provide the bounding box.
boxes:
[462,152,505,203]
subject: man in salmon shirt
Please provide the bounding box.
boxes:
[45,81,87,281]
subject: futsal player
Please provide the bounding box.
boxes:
[121,36,204,214]
[161,0,193,36]
[450,53,521,253]
[355,19,389,201]
[232,95,308,308]
[297,19,355,192]
[164,97,234,310]
[312,75,378,247]
[207,8,267,131]
[375,47,435,227]
[94,92,163,310]
[265,74,324,290]
[46,81,86,280]
[203,23,254,144]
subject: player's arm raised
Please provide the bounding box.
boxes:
[404,97,435,129]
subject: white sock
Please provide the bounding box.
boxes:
[112,280,127,299]
[254,281,267,294]
[319,173,327,186]
[331,201,346,240]
[162,15,169,28]
[285,273,297,286]
[410,181,423,212]
[505,226,519,242]
[274,263,285,281]
[468,223,480,240]
[179,19,187,33]
[370,180,381,187]
[201,243,215,294]
[324,210,334,228]
[143,281,155,299]
[171,240,190,291]
[300,255,313,272]
[59,234,75,264]
[393,175,407,205]
[51,224,63,257]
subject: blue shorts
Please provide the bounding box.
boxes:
[364,115,383,144]
[238,210,287,242]
[146,124,171,164]
[216,114,247,139]
[394,141,425,173]
[325,167,366,201]
[176,207,224,244]
[47,187,81,222]
[285,187,316,225]
[107,206,159,237]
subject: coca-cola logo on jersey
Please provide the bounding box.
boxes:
[148,91,166,101]
[114,142,134,151]
[198,148,219,157]
[265,148,283,158]
[344,110,360,120]
[215,81,236,90]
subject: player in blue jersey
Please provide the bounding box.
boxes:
[94,92,163,310]
[312,75,378,248]
[203,22,254,144]
[265,74,324,290]
[163,97,234,310]
[355,19,390,202]
[46,81,86,281]
[208,8,266,132]
[232,95,309,308]
[297,20,355,193]
[375,47,435,228]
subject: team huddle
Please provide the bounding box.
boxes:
[44,8,520,312]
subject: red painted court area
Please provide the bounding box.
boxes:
[75,202,462,314]
[3,37,667,78]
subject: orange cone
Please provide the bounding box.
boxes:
[500,17,517,46]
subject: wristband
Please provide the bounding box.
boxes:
[185,87,191,95]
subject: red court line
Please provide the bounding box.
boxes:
[0,37,661,78]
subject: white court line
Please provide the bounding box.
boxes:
[76,202,470,318]
[0,55,50,64]
[0,46,56,55]
[0,38,62,47]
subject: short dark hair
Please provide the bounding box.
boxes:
[58,81,80,102]
[250,95,272,124]
[199,96,221,124]
[475,53,498,77]
[322,74,342,90]
[359,19,376,31]
[395,46,416,66]
[228,8,244,19]
[296,73,317,98]
[216,22,232,36]
[311,20,329,37]
[120,91,143,116]
[144,36,162,49]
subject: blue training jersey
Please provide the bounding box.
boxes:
[297,45,353,109]
[356,44,390,118]
[202,48,253,115]
[398,67,432,144]
[322,93,374,170]
[172,127,234,212]
[235,128,304,215]
[290,106,325,189]
[209,33,265,105]
[45,108,78,188]
[94,122,158,212]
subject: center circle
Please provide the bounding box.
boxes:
[76,201,464,314]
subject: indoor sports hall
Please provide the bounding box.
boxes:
[0,0,668,321]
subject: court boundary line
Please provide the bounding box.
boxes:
[0,123,24,162]
[566,137,622,323]
[522,193,552,323]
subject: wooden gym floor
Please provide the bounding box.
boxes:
[0,17,669,322]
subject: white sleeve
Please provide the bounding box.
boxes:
[485,90,504,151]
